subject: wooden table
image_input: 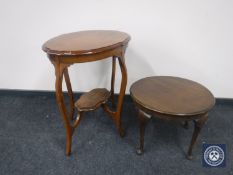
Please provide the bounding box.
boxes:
[42,30,130,155]
[130,76,215,159]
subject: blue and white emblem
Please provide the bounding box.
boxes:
[203,144,226,167]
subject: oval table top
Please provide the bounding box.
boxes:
[42,30,130,56]
[130,76,215,116]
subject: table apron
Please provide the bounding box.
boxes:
[48,46,127,64]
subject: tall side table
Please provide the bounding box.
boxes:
[42,30,130,155]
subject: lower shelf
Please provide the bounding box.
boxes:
[75,88,111,112]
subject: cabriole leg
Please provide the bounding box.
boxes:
[54,60,73,156]
[187,114,208,160]
[115,55,127,137]
[136,110,150,155]
[110,56,116,108]
[64,68,75,120]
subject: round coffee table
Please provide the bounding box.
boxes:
[130,76,215,159]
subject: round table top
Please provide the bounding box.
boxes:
[42,30,130,55]
[130,76,215,116]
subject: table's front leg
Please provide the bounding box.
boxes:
[54,61,73,156]
[187,113,208,160]
[115,55,127,137]
[137,109,150,155]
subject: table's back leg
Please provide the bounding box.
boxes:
[187,114,208,160]
[110,56,116,108]
[54,60,73,156]
[115,55,127,137]
[64,68,75,120]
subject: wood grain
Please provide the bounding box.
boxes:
[130,76,215,116]
[42,30,130,55]
[75,88,111,111]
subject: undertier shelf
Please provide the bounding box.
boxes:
[75,88,111,111]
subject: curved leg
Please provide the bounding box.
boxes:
[110,56,116,108]
[187,114,208,160]
[72,111,83,129]
[64,68,75,120]
[54,61,72,156]
[137,110,150,155]
[115,55,127,137]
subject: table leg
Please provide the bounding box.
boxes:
[54,61,73,156]
[110,56,116,108]
[115,56,127,137]
[187,114,208,160]
[137,110,150,155]
[64,68,75,120]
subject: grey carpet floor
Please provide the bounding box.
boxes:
[0,93,232,175]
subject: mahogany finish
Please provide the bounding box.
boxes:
[75,88,110,112]
[42,30,130,155]
[42,30,130,55]
[130,76,215,159]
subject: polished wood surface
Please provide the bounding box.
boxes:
[42,30,130,155]
[130,76,215,159]
[75,88,111,111]
[130,76,215,116]
[42,30,130,55]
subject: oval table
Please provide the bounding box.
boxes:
[130,76,215,159]
[42,30,131,155]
